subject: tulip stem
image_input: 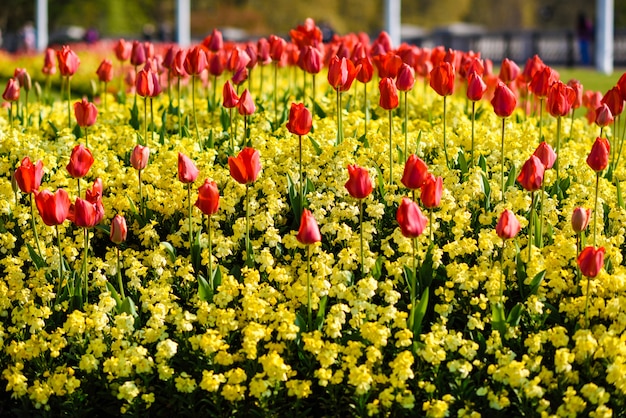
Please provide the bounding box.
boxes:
[312,74,316,114]
[471,101,476,168]
[243,115,248,147]
[500,118,506,201]
[429,210,434,242]
[245,183,251,262]
[56,225,64,297]
[528,190,535,263]
[116,246,125,300]
[188,183,193,251]
[388,109,393,185]
[229,108,234,150]
[408,237,418,332]
[103,81,108,113]
[575,233,581,286]
[443,95,450,169]
[150,97,154,144]
[593,172,599,247]
[67,76,72,130]
[8,102,13,129]
[363,82,368,139]
[207,215,213,292]
[336,89,343,145]
[138,169,144,218]
[213,75,218,113]
[273,62,278,129]
[192,75,200,143]
[143,96,148,145]
[538,97,544,142]
[77,178,81,201]
[555,116,562,187]
[359,199,365,278]
[299,134,304,211]
[84,127,89,149]
[307,244,312,331]
[584,274,591,328]
[500,239,505,305]
[177,77,182,139]
[82,228,90,306]
[404,91,408,160]
[539,182,545,248]
[29,194,43,262]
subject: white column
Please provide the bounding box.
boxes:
[384,0,401,48]
[36,0,48,52]
[595,0,614,74]
[176,0,191,47]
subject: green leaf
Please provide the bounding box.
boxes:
[403,265,415,294]
[191,232,202,273]
[48,121,59,137]
[309,136,323,156]
[129,102,140,130]
[198,274,212,302]
[26,243,46,269]
[506,163,517,191]
[120,296,138,317]
[418,244,435,289]
[72,123,83,138]
[374,164,386,201]
[479,172,491,211]
[415,130,422,154]
[457,149,468,178]
[528,269,546,297]
[160,241,177,264]
[315,295,328,330]
[357,133,370,148]
[212,266,222,289]
[491,302,506,336]
[506,303,524,327]
[295,312,307,333]
[617,180,624,209]
[106,282,122,307]
[313,100,326,119]
[372,256,383,280]
[412,287,429,336]
[478,154,487,172]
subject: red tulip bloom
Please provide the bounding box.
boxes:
[96,59,114,83]
[171,49,188,78]
[130,41,146,67]
[496,209,521,240]
[420,174,443,208]
[429,62,455,97]
[245,42,258,69]
[533,141,557,170]
[296,209,321,245]
[586,137,610,172]
[136,68,155,98]
[130,145,150,171]
[286,103,312,136]
[327,56,360,92]
[572,207,592,233]
[567,79,584,109]
[56,45,80,77]
[208,50,226,77]
[195,179,220,216]
[228,147,261,185]
[498,58,520,85]
[594,103,614,128]
[257,38,271,65]
[110,214,127,244]
[373,52,403,79]
[14,157,44,194]
[577,246,605,278]
[299,46,323,75]
[547,81,576,117]
[379,77,399,110]
[2,78,20,102]
[517,155,545,192]
[178,152,199,184]
[222,81,239,109]
[396,63,415,92]
[34,188,71,226]
[466,71,487,102]
[345,164,373,199]
[601,86,624,117]
[14,68,31,92]
[227,47,251,73]
[237,89,256,116]
[72,197,101,228]
[491,81,517,117]
[231,66,249,86]
[203,28,224,52]
[401,154,429,190]
[74,98,98,127]
[528,66,557,98]
[66,144,94,179]
[42,48,57,75]
[396,197,428,238]
[114,39,132,62]
[269,35,287,62]
[355,56,374,84]
[521,54,545,84]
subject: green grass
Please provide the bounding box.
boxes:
[555,67,624,94]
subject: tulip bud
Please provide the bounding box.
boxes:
[296,209,322,245]
[401,154,429,190]
[420,174,443,208]
[130,41,146,67]
[571,207,592,233]
[396,197,428,238]
[66,144,94,179]
[130,145,150,171]
[586,137,610,172]
[178,152,199,184]
[498,58,520,85]
[74,98,98,128]
[466,71,487,102]
[378,77,399,110]
[577,246,605,278]
[430,62,455,96]
[195,179,220,216]
[533,141,557,170]
[594,104,614,128]
[2,78,20,102]
[222,81,239,109]
[114,39,132,62]
[491,81,517,117]
[34,188,71,226]
[237,89,256,116]
[13,68,32,92]
[14,157,44,194]
[42,48,57,75]
[396,63,415,92]
[516,155,545,192]
[96,59,114,83]
[110,214,127,244]
[496,209,521,240]
[228,147,261,185]
[56,45,81,77]
[286,103,312,136]
[345,164,373,199]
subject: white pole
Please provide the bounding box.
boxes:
[36,0,48,52]
[595,0,614,75]
[384,0,401,48]
[176,0,191,47]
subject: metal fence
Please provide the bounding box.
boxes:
[404,28,626,67]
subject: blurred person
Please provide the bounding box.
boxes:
[576,12,593,66]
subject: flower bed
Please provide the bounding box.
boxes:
[1,21,626,417]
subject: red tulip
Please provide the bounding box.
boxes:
[286,103,312,136]
[420,174,443,208]
[86,177,103,204]
[327,56,360,92]
[429,62,455,97]
[517,155,545,192]
[345,164,373,199]
[533,141,557,170]
[567,79,584,109]
[401,154,429,190]
[66,144,94,179]
[14,157,44,194]
[72,197,101,228]
[528,66,556,98]
[195,179,220,216]
[14,68,31,92]
[74,98,98,127]
[114,39,132,62]
[34,188,71,226]
[521,54,545,84]
[594,103,614,128]
[269,35,287,62]
[396,197,428,238]
[355,56,374,84]
[2,78,20,102]
[130,145,150,171]
[257,38,271,65]
[396,64,415,93]
[296,209,321,245]
[136,68,155,98]
[130,41,146,67]
[178,152,199,184]
[572,207,592,233]
[149,70,162,97]
[237,89,256,116]
[299,46,323,75]
[227,47,251,73]
[203,28,224,52]
[601,86,624,117]
[379,77,399,110]
[208,50,226,77]
[171,49,188,78]
[42,48,57,75]
[496,209,521,240]
[547,81,576,117]
[245,42,258,69]
[56,45,80,77]
[618,72,626,101]
[491,81,517,117]
[222,80,239,109]
[110,214,127,244]
[498,58,520,85]
[586,137,610,172]
[228,147,261,185]
[96,59,114,83]
[577,246,605,278]
[466,71,487,102]
[373,52,403,79]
